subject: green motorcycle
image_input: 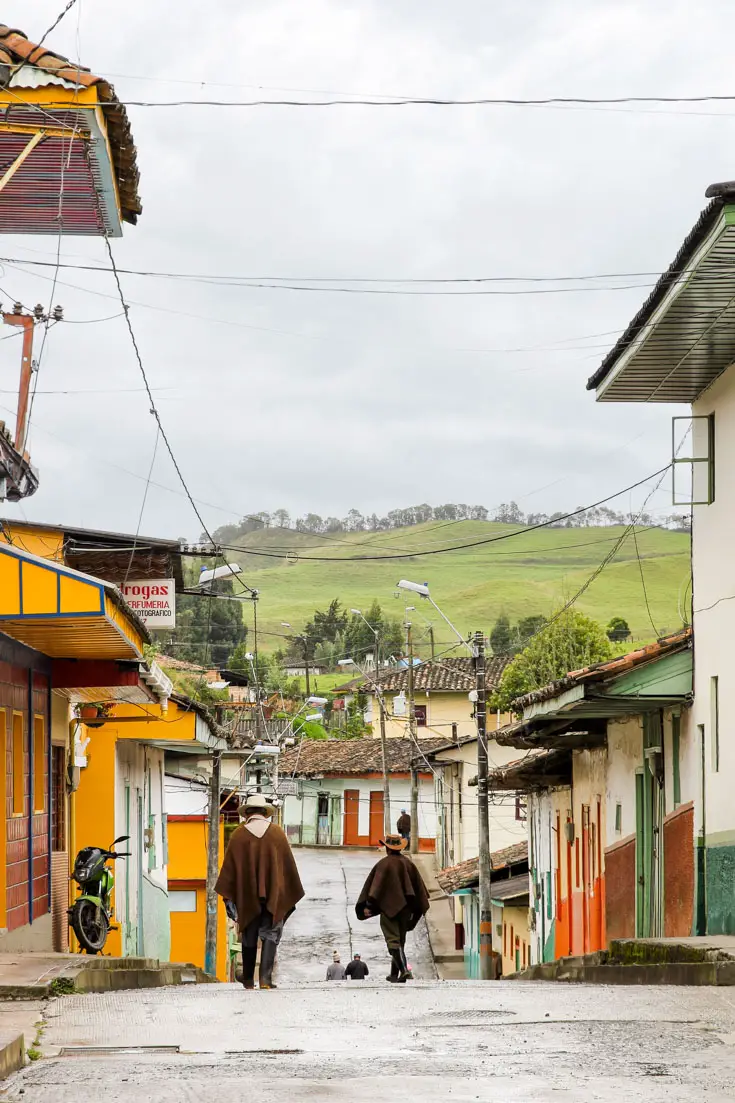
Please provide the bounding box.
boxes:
[69,836,131,954]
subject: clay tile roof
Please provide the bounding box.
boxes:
[0,25,141,225]
[361,655,512,695]
[436,840,529,894]
[279,736,448,778]
[511,627,692,711]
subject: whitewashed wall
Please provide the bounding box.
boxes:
[282,775,436,844]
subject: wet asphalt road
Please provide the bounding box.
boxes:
[8,848,735,1101]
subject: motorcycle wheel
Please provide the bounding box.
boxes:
[70,899,109,954]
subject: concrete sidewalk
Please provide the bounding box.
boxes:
[412,853,465,980]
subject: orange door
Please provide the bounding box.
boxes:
[344,789,360,845]
[369,791,384,846]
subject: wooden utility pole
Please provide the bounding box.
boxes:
[407,620,419,854]
[373,632,392,834]
[204,749,222,977]
[428,625,436,660]
[474,630,493,979]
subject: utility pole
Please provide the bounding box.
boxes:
[474,630,493,980]
[374,631,391,834]
[303,640,311,699]
[407,620,419,854]
[253,598,263,744]
[204,749,222,977]
[428,625,436,660]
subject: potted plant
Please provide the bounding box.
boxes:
[76,702,113,728]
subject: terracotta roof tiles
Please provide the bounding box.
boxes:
[279,736,448,778]
[361,655,511,695]
[436,841,529,894]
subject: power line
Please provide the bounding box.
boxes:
[70,92,735,109]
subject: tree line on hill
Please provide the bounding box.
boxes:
[208,502,690,544]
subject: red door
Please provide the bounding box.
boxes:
[369,791,384,846]
[344,789,359,846]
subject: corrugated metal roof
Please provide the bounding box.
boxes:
[588,191,735,403]
[490,872,530,904]
[9,65,78,90]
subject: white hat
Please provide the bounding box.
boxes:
[244,793,270,811]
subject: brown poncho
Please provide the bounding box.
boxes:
[215,820,304,932]
[355,852,430,929]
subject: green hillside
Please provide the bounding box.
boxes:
[223,521,691,658]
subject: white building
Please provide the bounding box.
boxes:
[587,180,735,934]
[278,738,443,849]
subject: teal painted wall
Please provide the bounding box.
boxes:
[141,877,171,962]
[705,844,735,935]
[543,920,556,962]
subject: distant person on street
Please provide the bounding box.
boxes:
[397,809,411,844]
[355,833,430,983]
[326,951,346,980]
[216,793,304,990]
[345,953,369,980]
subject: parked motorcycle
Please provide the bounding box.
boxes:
[69,836,131,953]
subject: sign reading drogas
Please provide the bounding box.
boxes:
[120,578,176,629]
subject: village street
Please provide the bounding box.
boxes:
[4,849,735,1102]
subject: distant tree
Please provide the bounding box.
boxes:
[606,616,631,643]
[305,599,348,646]
[470,505,489,521]
[491,609,613,712]
[324,516,344,533]
[381,617,405,660]
[272,509,291,529]
[490,615,514,655]
[297,514,325,533]
[344,509,365,532]
[515,615,547,649]
[494,502,524,524]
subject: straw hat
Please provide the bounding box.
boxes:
[243,793,271,812]
[379,833,408,851]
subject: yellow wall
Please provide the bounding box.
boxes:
[368,689,511,742]
[168,817,227,981]
[502,905,531,975]
[112,700,198,745]
[0,524,64,562]
[71,720,120,956]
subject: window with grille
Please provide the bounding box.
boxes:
[52,745,66,851]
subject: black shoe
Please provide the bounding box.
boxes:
[241,946,257,990]
[259,939,278,989]
[387,949,405,983]
[397,947,412,982]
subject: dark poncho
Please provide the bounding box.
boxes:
[355,852,430,929]
[215,821,304,933]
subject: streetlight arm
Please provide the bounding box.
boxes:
[425,596,476,656]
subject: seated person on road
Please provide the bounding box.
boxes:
[345,953,369,980]
[216,793,304,990]
[326,951,346,980]
[354,833,430,983]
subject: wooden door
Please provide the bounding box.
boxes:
[369,791,384,846]
[343,789,359,846]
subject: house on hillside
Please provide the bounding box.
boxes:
[426,732,528,869]
[279,737,446,848]
[586,180,735,936]
[347,655,512,740]
[488,631,692,965]
[437,841,530,977]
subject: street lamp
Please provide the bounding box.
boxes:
[396,580,493,980]
[338,655,392,834]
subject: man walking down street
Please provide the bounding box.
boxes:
[355,833,430,983]
[397,809,411,844]
[326,951,346,980]
[345,953,369,980]
[216,794,304,990]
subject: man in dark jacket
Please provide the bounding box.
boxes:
[345,953,369,980]
[355,833,430,983]
[397,809,411,844]
[216,793,304,990]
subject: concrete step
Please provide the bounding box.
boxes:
[610,938,735,965]
[511,957,735,986]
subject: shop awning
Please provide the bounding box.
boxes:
[0,543,148,660]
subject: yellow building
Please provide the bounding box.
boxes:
[0,538,156,952]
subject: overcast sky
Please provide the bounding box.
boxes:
[0,0,731,539]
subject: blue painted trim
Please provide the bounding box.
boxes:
[0,608,103,621]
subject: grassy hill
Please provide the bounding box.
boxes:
[222,520,691,658]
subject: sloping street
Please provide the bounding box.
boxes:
[5,849,735,1102]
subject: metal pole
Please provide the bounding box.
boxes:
[204,749,222,977]
[304,640,311,699]
[407,621,419,854]
[253,598,263,743]
[475,630,493,979]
